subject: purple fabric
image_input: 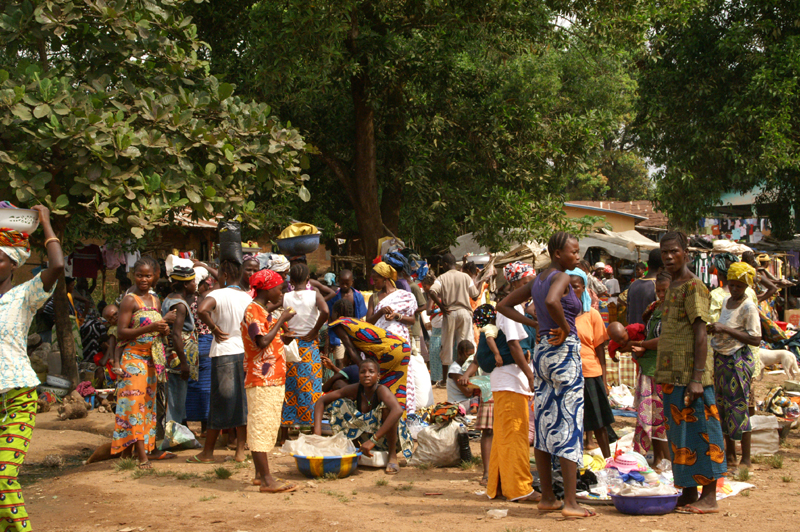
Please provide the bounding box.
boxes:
[787,251,800,270]
[396,278,411,293]
[531,270,581,337]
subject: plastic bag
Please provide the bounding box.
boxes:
[284,338,301,364]
[160,421,201,450]
[218,220,243,265]
[408,421,461,468]
[281,432,357,457]
[608,385,635,409]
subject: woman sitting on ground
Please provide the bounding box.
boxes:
[313,358,405,473]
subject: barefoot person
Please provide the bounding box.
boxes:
[113,258,170,469]
[708,262,761,470]
[500,231,594,519]
[313,358,408,471]
[241,269,298,492]
[0,204,63,531]
[658,231,725,514]
[190,260,252,464]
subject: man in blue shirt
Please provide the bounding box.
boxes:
[326,270,367,368]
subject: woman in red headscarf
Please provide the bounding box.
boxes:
[240,269,298,493]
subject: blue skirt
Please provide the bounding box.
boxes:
[428,328,443,382]
[532,335,584,464]
[185,334,212,422]
[281,338,322,426]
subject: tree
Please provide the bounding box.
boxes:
[634,0,800,237]
[187,1,646,258]
[0,0,309,383]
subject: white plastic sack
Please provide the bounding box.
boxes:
[749,415,780,455]
[408,421,461,468]
[159,421,201,450]
[612,483,678,497]
[608,385,635,409]
[165,255,194,278]
[281,432,357,457]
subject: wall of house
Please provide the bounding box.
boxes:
[564,206,638,233]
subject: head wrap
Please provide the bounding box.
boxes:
[373,262,397,286]
[713,252,738,278]
[323,272,336,286]
[757,253,771,264]
[566,268,592,312]
[0,229,31,266]
[383,251,411,276]
[169,265,195,282]
[250,269,283,292]
[727,262,756,288]
[472,303,496,328]
[503,261,534,283]
[193,266,209,284]
[260,253,290,273]
[242,254,257,263]
[604,265,613,274]
[593,262,605,270]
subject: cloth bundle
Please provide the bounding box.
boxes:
[0,202,32,266]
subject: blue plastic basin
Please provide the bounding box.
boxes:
[277,233,321,256]
[610,494,680,515]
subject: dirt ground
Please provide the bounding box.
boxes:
[23,372,800,532]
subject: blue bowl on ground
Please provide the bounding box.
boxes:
[277,233,321,256]
[292,452,362,479]
[610,494,680,515]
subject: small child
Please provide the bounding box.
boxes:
[95,304,119,388]
[446,340,479,408]
[607,321,646,362]
[473,304,512,371]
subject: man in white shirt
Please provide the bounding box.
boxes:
[191,260,252,464]
[485,304,540,503]
[603,267,621,305]
[428,253,479,385]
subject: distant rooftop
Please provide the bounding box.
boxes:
[566,200,668,229]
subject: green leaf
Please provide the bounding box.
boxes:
[186,189,201,203]
[33,103,51,118]
[56,194,69,208]
[11,104,31,121]
[218,83,234,101]
[298,185,311,202]
[0,70,8,84]
[203,186,216,198]
[131,227,145,239]
[205,163,216,175]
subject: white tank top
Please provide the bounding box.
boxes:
[283,290,319,336]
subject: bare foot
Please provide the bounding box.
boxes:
[676,489,699,508]
[515,492,542,503]
[562,505,596,519]
[233,450,248,462]
[739,459,751,468]
[538,497,564,512]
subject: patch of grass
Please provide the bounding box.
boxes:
[114,458,137,472]
[740,490,750,497]
[214,467,233,479]
[768,454,784,469]
[322,489,349,503]
[131,468,155,480]
[782,475,793,483]
[351,490,357,495]
[780,439,793,449]
[375,478,388,487]
[395,484,413,492]
[414,462,431,470]
[734,467,750,482]
[189,483,199,488]
[234,461,249,470]
[199,495,217,502]
[459,455,483,470]
[317,472,340,482]
[176,472,201,481]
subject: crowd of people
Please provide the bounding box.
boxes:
[0,205,784,528]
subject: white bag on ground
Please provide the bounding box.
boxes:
[749,415,780,455]
[281,432,357,456]
[159,421,201,450]
[408,421,461,467]
[608,385,635,409]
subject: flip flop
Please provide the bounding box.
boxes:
[260,483,299,494]
[137,461,152,470]
[560,507,597,520]
[479,476,488,487]
[186,455,215,464]
[538,501,565,513]
[385,463,400,475]
[675,505,719,515]
[151,452,177,461]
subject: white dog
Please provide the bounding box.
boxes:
[759,349,800,380]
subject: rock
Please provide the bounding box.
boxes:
[27,334,42,350]
[42,454,63,468]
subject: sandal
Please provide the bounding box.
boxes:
[150,451,177,461]
[675,505,719,515]
[186,455,215,464]
[538,501,565,513]
[260,483,299,494]
[384,463,400,475]
[561,507,596,520]
[137,461,152,470]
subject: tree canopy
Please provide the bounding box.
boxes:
[635,0,800,237]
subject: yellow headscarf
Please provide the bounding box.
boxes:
[373,262,397,287]
[727,262,756,287]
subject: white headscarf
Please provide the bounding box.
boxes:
[0,247,31,267]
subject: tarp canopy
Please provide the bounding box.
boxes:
[579,229,660,261]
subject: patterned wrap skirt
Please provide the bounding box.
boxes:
[112,347,157,454]
[662,384,726,488]
[532,335,584,464]
[633,373,667,457]
[326,398,413,461]
[281,338,322,426]
[246,385,285,452]
[0,388,37,532]
[714,346,755,440]
[185,334,212,422]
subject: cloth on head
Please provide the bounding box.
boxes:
[604,265,613,274]
[472,303,496,328]
[373,262,397,286]
[323,272,336,286]
[242,253,256,263]
[165,254,194,278]
[593,262,605,270]
[383,251,411,275]
[713,252,738,277]
[0,245,31,267]
[0,225,31,266]
[503,261,534,283]
[566,268,592,312]
[250,269,283,291]
[193,266,209,284]
[727,262,755,288]
[259,253,290,273]
[169,265,195,282]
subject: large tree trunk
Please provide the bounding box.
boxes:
[51,217,78,387]
[380,88,405,236]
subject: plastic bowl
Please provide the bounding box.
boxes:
[0,209,39,234]
[610,494,680,515]
[46,374,72,389]
[277,233,321,256]
[292,452,362,479]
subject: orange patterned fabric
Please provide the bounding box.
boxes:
[240,301,286,388]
